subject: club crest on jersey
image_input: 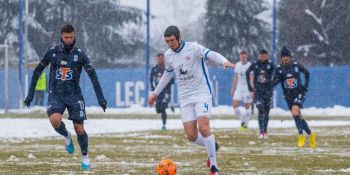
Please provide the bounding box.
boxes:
[74,55,78,61]
[295,67,299,72]
[267,65,271,69]
[185,56,191,61]
[284,78,297,89]
[56,68,73,80]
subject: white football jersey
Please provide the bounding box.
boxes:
[234,61,251,91]
[164,41,213,103]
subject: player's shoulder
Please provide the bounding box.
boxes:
[47,45,59,53]
[235,61,242,67]
[164,49,173,58]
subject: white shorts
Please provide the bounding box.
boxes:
[233,89,252,103]
[180,100,212,123]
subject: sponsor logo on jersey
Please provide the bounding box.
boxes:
[61,60,67,65]
[56,68,73,80]
[284,78,297,89]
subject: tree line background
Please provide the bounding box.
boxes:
[0,0,349,68]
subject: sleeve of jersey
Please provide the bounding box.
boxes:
[153,70,174,96]
[300,64,310,89]
[246,64,254,92]
[82,53,105,101]
[150,68,155,91]
[27,50,51,99]
[272,68,282,86]
[199,44,227,65]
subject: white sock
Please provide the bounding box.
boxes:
[65,131,72,145]
[194,132,205,146]
[234,107,243,123]
[204,135,218,169]
[245,108,251,127]
[82,154,90,165]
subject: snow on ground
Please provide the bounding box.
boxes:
[1,105,350,116]
[1,118,350,138]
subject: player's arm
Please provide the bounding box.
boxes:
[82,53,107,111]
[299,64,310,91]
[245,63,254,92]
[198,43,234,69]
[272,67,282,86]
[230,73,238,96]
[24,50,51,107]
[148,56,174,106]
[150,68,155,91]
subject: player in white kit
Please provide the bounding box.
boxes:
[148,26,234,175]
[230,51,252,131]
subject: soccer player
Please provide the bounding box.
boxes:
[24,25,107,171]
[230,51,252,131]
[148,25,234,175]
[273,46,316,148]
[246,50,275,139]
[150,53,174,130]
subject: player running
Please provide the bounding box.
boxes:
[150,53,174,130]
[246,50,275,139]
[24,25,107,171]
[273,46,316,148]
[148,25,234,175]
[230,51,252,131]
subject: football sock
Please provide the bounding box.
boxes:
[258,111,264,133]
[77,131,88,156]
[294,116,303,135]
[54,122,68,137]
[234,107,243,123]
[245,108,251,127]
[301,119,312,135]
[161,110,167,126]
[194,132,205,146]
[204,135,218,169]
[82,154,90,165]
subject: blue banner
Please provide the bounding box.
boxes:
[1,66,350,109]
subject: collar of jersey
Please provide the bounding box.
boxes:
[174,41,185,53]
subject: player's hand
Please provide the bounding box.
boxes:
[250,91,255,100]
[24,96,32,107]
[223,61,235,69]
[348,80,350,86]
[230,89,234,96]
[98,98,107,112]
[147,93,158,107]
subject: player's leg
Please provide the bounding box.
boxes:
[233,91,244,128]
[181,103,203,145]
[195,101,219,174]
[67,96,90,170]
[262,99,271,138]
[47,97,74,153]
[255,98,265,138]
[243,92,252,128]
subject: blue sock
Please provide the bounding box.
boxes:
[258,112,264,133]
[301,119,311,135]
[77,131,88,155]
[294,116,303,135]
[54,122,68,137]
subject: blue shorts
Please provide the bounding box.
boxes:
[47,94,86,122]
[285,93,306,110]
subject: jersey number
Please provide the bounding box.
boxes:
[56,68,73,80]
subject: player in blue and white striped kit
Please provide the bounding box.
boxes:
[24,25,107,171]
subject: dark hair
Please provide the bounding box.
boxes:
[156,53,164,57]
[61,24,75,33]
[259,49,268,54]
[164,25,180,40]
[280,46,292,57]
[240,51,248,55]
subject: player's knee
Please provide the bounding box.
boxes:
[186,133,197,142]
[49,114,62,128]
[198,127,211,138]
